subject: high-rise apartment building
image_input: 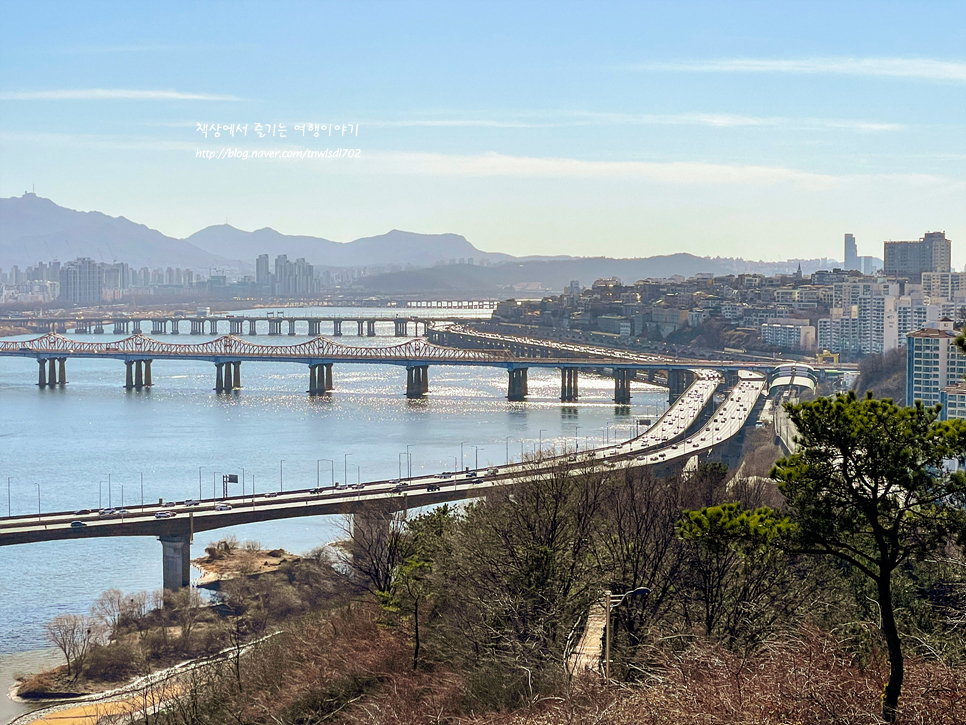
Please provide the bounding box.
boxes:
[884,231,952,281]
[905,318,966,407]
[58,257,103,305]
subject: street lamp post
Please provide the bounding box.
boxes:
[575,425,580,451]
[99,481,103,509]
[538,430,546,457]
[317,459,324,489]
[108,474,112,508]
[320,459,334,488]
[604,587,650,680]
[460,441,467,470]
[472,446,480,470]
[505,437,511,465]
[279,460,284,492]
[140,472,144,510]
[121,484,124,509]
[356,465,361,485]
[7,477,11,518]
[398,453,405,480]
[34,483,40,521]
[406,444,413,478]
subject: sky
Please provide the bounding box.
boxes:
[1,0,964,266]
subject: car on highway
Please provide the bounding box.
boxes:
[70,521,86,528]
[73,509,91,515]
[116,509,130,516]
[183,500,200,507]
[162,501,176,507]
[264,491,278,498]
[215,504,232,511]
[98,508,116,517]
[426,484,440,492]
[309,487,324,494]
[154,511,176,519]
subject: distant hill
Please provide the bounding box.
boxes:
[185,226,515,268]
[352,254,734,295]
[0,193,237,270]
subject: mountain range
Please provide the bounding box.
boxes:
[0,194,838,294]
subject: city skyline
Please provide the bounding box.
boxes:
[1,1,963,266]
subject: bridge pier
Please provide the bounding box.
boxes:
[333,320,343,336]
[214,363,224,392]
[406,365,429,398]
[225,361,234,390]
[125,360,134,390]
[614,369,632,405]
[134,360,144,388]
[144,360,153,387]
[394,319,408,336]
[209,319,218,335]
[159,534,191,591]
[112,321,127,335]
[37,359,46,387]
[724,370,739,389]
[58,358,67,386]
[94,320,104,334]
[668,369,692,404]
[132,320,141,334]
[507,368,528,401]
[561,368,579,401]
[308,319,321,336]
[170,320,180,335]
[233,361,241,389]
[190,319,204,335]
[75,320,89,334]
[308,363,332,394]
[230,319,244,335]
[288,319,297,336]
[367,320,377,337]
[356,320,365,336]
[152,319,167,335]
[249,319,257,336]
[268,319,282,336]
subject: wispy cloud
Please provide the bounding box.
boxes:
[620,57,966,82]
[369,111,902,132]
[0,89,243,101]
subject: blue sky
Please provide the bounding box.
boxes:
[1,0,964,265]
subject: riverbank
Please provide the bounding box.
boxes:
[0,649,60,725]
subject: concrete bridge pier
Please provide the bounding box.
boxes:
[268,319,282,336]
[288,319,297,335]
[367,320,377,336]
[75,320,90,334]
[132,320,142,334]
[209,319,219,335]
[356,320,365,336]
[134,360,144,389]
[561,368,579,401]
[170,320,180,335]
[668,369,692,404]
[223,361,234,391]
[308,320,321,336]
[614,369,632,405]
[159,534,191,591]
[232,361,241,389]
[322,363,333,392]
[57,358,67,386]
[230,319,244,335]
[37,359,46,387]
[125,360,135,390]
[144,360,153,387]
[406,365,429,398]
[152,319,167,335]
[248,319,257,335]
[94,320,104,334]
[214,363,225,392]
[308,364,319,395]
[333,320,343,336]
[508,368,529,401]
[724,370,739,389]
[394,319,408,336]
[190,319,204,335]
[113,321,128,335]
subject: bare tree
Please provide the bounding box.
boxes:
[44,613,98,679]
[91,588,125,639]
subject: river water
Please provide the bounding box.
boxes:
[0,307,666,661]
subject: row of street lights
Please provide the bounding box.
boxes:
[4,422,647,518]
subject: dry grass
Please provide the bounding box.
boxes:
[463,628,965,725]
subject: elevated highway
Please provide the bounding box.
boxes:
[0,368,766,590]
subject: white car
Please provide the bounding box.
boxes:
[215,504,232,511]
